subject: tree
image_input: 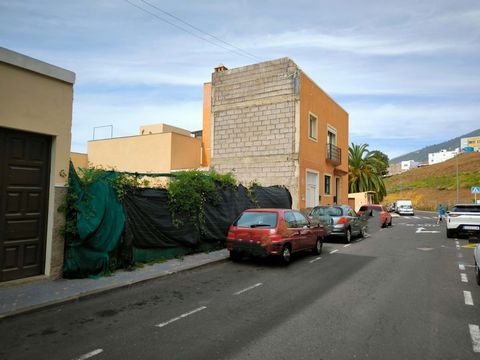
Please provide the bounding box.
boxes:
[370,150,389,176]
[348,143,387,202]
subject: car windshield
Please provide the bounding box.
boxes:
[235,212,278,228]
[400,205,412,209]
[451,205,480,213]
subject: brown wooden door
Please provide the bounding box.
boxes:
[0,127,51,282]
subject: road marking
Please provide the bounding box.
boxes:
[343,244,351,247]
[463,244,478,249]
[329,249,339,254]
[456,244,461,249]
[459,264,466,271]
[416,227,440,234]
[458,253,464,258]
[233,283,263,295]
[469,325,480,352]
[422,216,431,219]
[461,273,469,283]
[455,240,460,245]
[72,349,104,360]
[464,291,474,306]
[156,306,207,328]
[417,247,434,251]
[309,256,322,263]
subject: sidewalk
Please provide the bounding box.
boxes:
[0,249,229,320]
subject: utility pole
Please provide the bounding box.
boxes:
[456,153,459,204]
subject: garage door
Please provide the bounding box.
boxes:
[0,127,51,282]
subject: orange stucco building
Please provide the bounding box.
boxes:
[203,58,348,209]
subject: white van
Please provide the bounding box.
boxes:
[395,200,414,216]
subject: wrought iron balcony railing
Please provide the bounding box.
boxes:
[326,143,341,165]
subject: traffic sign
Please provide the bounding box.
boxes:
[472,186,480,194]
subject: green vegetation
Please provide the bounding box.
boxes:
[166,169,237,234]
[387,171,480,193]
[348,143,388,202]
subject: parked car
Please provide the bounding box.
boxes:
[226,208,327,264]
[474,244,480,285]
[309,205,365,243]
[307,205,335,236]
[446,204,480,239]
[395,200,414,216]
[358,204,392,228]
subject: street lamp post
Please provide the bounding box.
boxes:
[456,153,459,204]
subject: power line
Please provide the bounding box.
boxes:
[124,0,261,62]
[140,0,262,61]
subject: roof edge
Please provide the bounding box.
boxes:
[0,47,76,84]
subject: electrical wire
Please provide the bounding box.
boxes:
[124,0,262,62]
[139,0,262,61]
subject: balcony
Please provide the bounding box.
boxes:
[326,143,341,165]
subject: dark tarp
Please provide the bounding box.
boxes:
[63,164,126,278]
[124,185,292,249]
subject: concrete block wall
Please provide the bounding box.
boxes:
[211,58,300,205]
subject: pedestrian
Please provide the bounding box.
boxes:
[437,203,445,224]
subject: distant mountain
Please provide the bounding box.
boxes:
[390,128,480,164]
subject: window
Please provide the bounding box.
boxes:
[293,212,308,228]
[235,212,278,229]
[308,113,318,141]
[284,212,297,228]
[327,126,337,145]
[324,175,331,195]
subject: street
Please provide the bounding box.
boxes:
[1,211,479,360]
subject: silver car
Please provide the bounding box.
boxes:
[309,205,366,243]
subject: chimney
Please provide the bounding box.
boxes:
[214,64,228,72]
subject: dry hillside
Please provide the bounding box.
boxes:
[384,152,480,211]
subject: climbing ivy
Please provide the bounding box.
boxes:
[167,169,237,233]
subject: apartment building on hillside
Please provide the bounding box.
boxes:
[202,58,349,209]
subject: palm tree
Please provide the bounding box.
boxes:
[348,143,387,202]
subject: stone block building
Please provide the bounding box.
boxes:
[202,58,349,209]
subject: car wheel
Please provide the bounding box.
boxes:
[312,238,323,255]
[358,227,364,238]
[344,228,351,243]
[476,262,480,286]
[446,229,455,239]
[280,245,291,265]
[229,250,242,262]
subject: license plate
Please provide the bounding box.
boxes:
[464,226,480,230]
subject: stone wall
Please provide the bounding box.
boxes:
[211,58,300,206]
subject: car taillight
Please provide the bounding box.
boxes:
[337,217,347,224]
[227,231,235,240]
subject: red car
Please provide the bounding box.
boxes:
[358,204,392,228]
[226,208,327,264]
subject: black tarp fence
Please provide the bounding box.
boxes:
[123,184,292,251]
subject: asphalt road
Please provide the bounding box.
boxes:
[1,211,479,360]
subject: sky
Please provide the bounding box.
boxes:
[1,0,479,160]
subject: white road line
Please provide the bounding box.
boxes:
[456,245,461,249]
[72,349,104,360]
[461,273,469,283]
[329,249,339,254]
[455,240,460,245]
[233,283,263,295]
[464,291,474,306]
[458,253,464,258]
[422,216,430,219]
[459,264,466,271]
[413,216,420,219]
[469,324,480,352]
[343,244,351,248]
[156,306,207,328]
[309,256,322,263]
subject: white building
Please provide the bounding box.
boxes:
[428,148,459,165]
[401,160,417,171]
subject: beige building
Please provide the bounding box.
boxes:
[348,191,375,212]
[204,58,349,209]
[0,47,75,283]
[87,123,202,173]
